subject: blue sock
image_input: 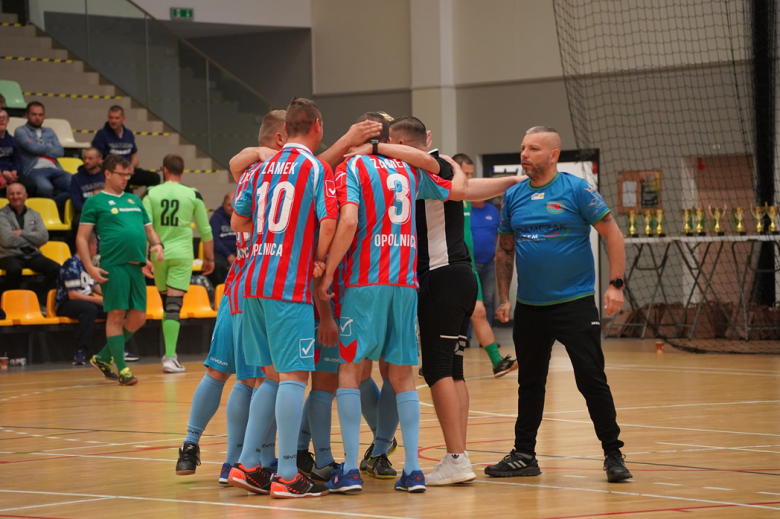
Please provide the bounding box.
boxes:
[396,391,421,474]
[260,417,277,468]
[359,376,380,436]
[225,382,253,465]
[237,379,278,468]
[336,387,362,472]
[297,393,312,451]
[276,380,307,480]
[371,379,399,457]
[184,374,225,445]
[308,390,335,468]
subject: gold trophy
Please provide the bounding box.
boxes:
[627,210,638,237]
[681,208,693,235]
[694,207,706,235]
[732,207,746,235]
[752,205,766,234]
[643,209,655,236]
[708,204,725,235]
[766,203,778,234]
[655,208,666,236]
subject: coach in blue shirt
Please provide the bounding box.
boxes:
[207,192,237,286]
[485,126,632,484]
[470,198,500,321]
[0,109,36,197]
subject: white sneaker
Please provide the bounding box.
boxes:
[425,454,476,486]
[162,356,186,373]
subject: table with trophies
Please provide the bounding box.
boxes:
[613,204,780,341]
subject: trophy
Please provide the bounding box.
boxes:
[681,208,693,236]
[643,209,655,236]
[627,210,638,237]
[752,205,766,234]
[732,207,746,235]
[708,204,725,235]
[694,207,706,235]
[655,208,666,236]
[766,203,778,234]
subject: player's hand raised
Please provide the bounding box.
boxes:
[496,299,512,323]
[318,316,339,348]
[344,120,382,148]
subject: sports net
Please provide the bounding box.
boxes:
[552,0,780,353]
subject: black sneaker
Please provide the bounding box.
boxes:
[228,462,273,494]
[297,450,315,477]
[311,460,339,483]
[270,472,329,498]
[175,442,201,475]
[360,437,398,472]
[72,349,86,366]
[418,367,425,378]
[604,451,633,482]
[484,450,541,477]
[367,453,397,479]
[89,355,118,381]
[493,356,519,378]
[124,350,140,362]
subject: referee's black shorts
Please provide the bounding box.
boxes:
[418,262,478,387]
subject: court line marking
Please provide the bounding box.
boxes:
[0,496,113,513]
[657,442,780,454]
[605,366,780,378]
[654,482,682,486]
[473,479,780,511]
[704,487,733,491]
[758,492,780,496]
[0,490,414,519]
[608,363,780,375]
[542,418,780,438]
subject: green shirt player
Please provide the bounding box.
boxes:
[76,154,165,386]
[453,153,519,378]
[143,154,214,373]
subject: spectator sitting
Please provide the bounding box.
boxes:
[0,182,60,298]
[92,106,160,190]
[207,191,237,287]
[470,197,501,322]
[70,147,105,214]
[0,109,36,198]
[55,231,106,365]
[14,102,72,204]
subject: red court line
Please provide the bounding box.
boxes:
[0,515,70,519]
[0,456,77,465]
[542,500,780,518]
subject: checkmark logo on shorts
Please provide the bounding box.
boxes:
[299,338,315,358]
[340,317,353,337]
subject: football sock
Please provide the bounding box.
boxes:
[371,378,399,457]
[225,382,253,465]
[297,393,312,451]
[359,376,380,436]
[238,379,278,468]
[275,380,307,480]
[484,342,502,367]
[106,334,127,372]
[308,390,335,468]
[259,417,277,469]
[396,391,421,474]
[163,319,181,358]
[336,387,362,472]
[184,373,225,444]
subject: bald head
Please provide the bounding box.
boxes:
[521,126,561,182]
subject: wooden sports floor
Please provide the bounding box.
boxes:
[1,333,779,519]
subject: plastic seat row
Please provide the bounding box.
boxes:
[6,116,89,149]
[0,240,69,277]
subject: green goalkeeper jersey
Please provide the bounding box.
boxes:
[142,181,213,260]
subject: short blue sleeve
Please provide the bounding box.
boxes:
[575,180,610,225]
[233,171,255,218]
[345,157,362,206]
[415,167,451,201]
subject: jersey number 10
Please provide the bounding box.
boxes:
[256,181,295,234]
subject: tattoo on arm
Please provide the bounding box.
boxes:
[495,234,515,300]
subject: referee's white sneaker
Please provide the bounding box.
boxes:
[162,356,186,373]
[425,453,476,486]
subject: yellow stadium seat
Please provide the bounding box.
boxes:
[64,199,75,226]
[146,286,164,320]
[0,198,7,210]
[0,318,13,326]
[198,241,205,260]
[40,241,70,265]
[214,284,225,311]
[1,290,59,325]
[25,198,70,231]
[46,289,77,324]
[57,157,84,174]
[46,119,90,149]
[181,284,217,318]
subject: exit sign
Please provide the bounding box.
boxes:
[171,8,194,20]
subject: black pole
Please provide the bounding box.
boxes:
[751,0,777,306]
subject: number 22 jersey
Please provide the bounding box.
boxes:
[234,142,338,304]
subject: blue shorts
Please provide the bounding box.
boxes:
[204,295,264,381]
[241,297,316,373]
[314,318,340,374]
[338,285,419,366]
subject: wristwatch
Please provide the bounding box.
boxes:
[609,278,624,289]
[370,138,379,155]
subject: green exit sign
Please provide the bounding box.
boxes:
[171,8,194,20]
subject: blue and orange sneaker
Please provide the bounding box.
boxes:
[395,470,426,493]
[219,463,231,484]
[325,464,363,494]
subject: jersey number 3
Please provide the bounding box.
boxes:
[386,173,411,224]
[160,199,180,226]
[256,181,295,233]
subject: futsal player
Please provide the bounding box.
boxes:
[316,119,467,494]
[232,98,338,498]
[488,126,632,483]
[175,111,286,486]
[77,154,164,386]
[143,154,215,373]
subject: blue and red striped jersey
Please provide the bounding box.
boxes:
[341,154,452,288]
[233,143,338,304]
[224,165,256,314]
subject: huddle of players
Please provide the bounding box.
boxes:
[174,98,520,498]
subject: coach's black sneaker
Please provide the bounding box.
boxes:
[604,451,633,482]
[484,450,541,477]
[493,356,519,378]
[297,450,315,477]
[311,460,340,483]
[367,453,397,479]
[175,442,201,475]
[89,355,118,380]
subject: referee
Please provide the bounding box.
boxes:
[486,126,631,483]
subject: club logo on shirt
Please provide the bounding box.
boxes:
[111,208,119,214]
[335,172,347,189]
[325,179,336,197]
[128,199,135,204]
[339,316,353,337]
[547,201,566,214]
[108,200,116,205]
[299,338,315,358]
[531,192,545,200]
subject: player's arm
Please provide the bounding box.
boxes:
[440,155,468,201]
[144,224,164,261]
[593,212,625,317]
[317,120,383,169]
[495,232,515,323]
[231,212,253,233]
[346,142,441,174]
[76,223,108,283]
[229,147,276,182]
[317,204,358,301]
[67,288,103,305]
[193,198,215,275]
[465,175,527,201]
